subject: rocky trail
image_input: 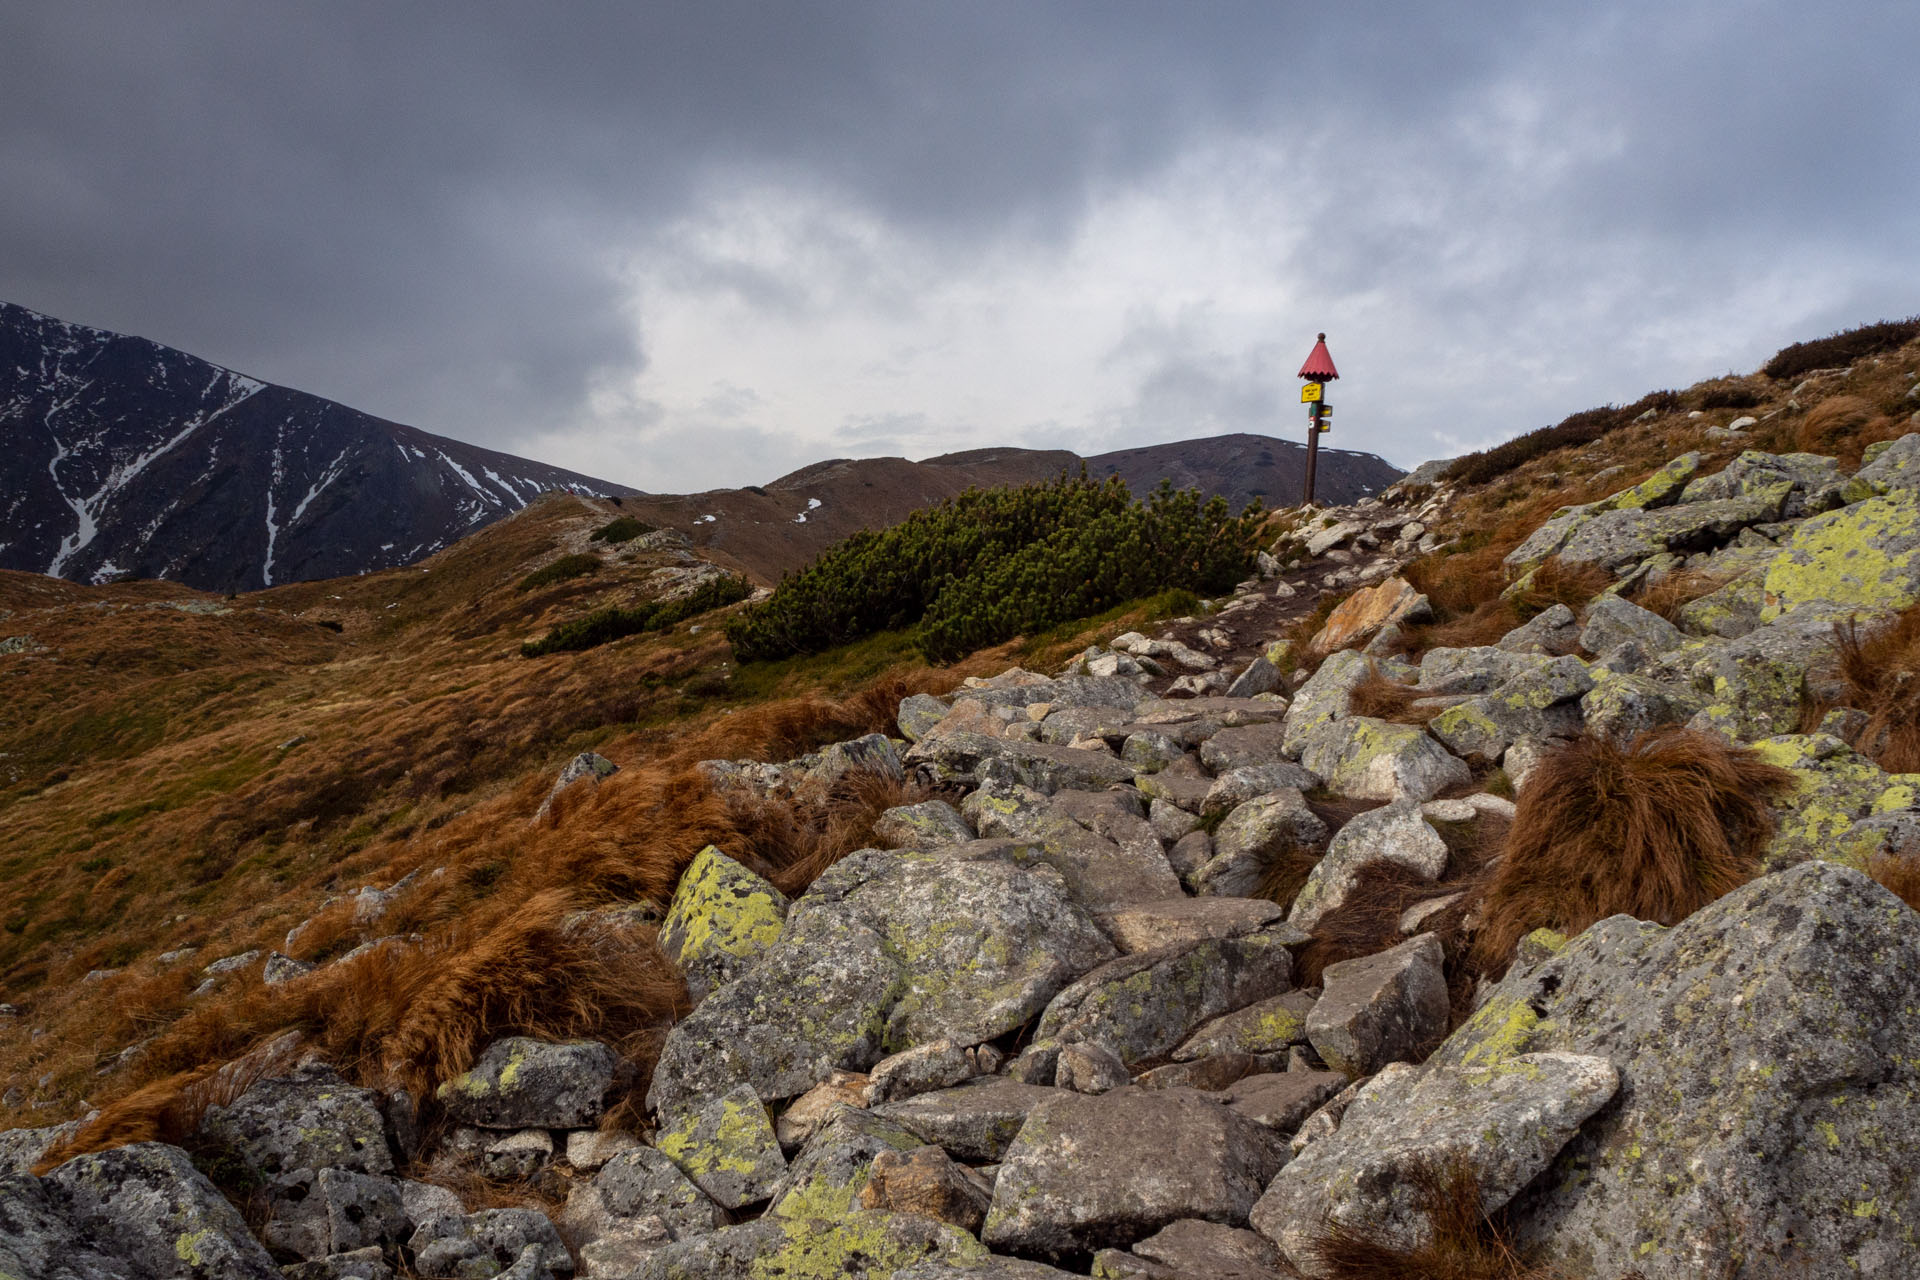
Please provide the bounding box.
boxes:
[7,431,1920,1278]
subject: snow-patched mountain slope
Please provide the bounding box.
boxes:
[0,302,635,592]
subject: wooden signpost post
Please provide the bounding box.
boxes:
[1297,332,1339,506]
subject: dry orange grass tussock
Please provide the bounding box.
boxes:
[1347,663,1442,726]
[1633,569,1731,625]
[1869,854,1920,913]
[1833,608,1920,774]
[1470,729,1794,974]
[1794,394,1909,467]
[1300,1155,1563,1280]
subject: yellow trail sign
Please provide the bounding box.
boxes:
[1300,382,1323,403]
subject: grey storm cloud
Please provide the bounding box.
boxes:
[3,1,1916,491]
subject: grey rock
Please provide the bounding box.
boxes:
[570,1146,726,1244]
[864,1041,978,1105]
[0,1121,80,1175]
[963,783,1183,910]
[1094,897,1290,955]
[1288,802,1447,932]
[1426,654,1592,765]
[0,1170,135,1280]
[1578,594,1682,657]
[1296,716,1472,802]
[1035,704,1136,746]
[278,1248,393,1280]
[576,1220,673,1277]
[1201,763,1322,818]
[1680,448,1846,517]
[1194,790,1330,897]
[198,1063,395,1177]
[1165,829,1212,880]
[764,1107,922,1222]
[1278,650,1377,756]
[649,844,1113,1117]
[1495,603,1581,655]
[1225,656,1282,699]
[201,949,262,977]
[897,694,951,741]
[633,1210,987,1279]
[1055,1041,1130,1094]
[1252,1053,1618,1274]
[533,751,617,820]
[398,1179,466,1231]
[437,1038,619,1130]
[261,951,314,985]
[1416,645,1546,695]
[896,1260,1077,1280]
[1131,1218,1290,1280]
[1754,488,1920,624]
[653,1084,786,1210]
[411,1207,573,1280]
[1579,672,1704,744]
[1305,933,1449,1077]
[1036,930,1295,1066]
[1119,729,1184,771]
[1196,721,1289,772]
[1852,431,1920,493]
[871,1078,1064,1162]
[1132,1051,1262,1092]
[981,1087,1290,1258]
[263,1167,410,1260]
[479,1128,553,1181]
[906,731,1138,793]
[44,1142,280,1279]
[1431,861,1920,1277]
[564,1129,641,1174]
[1147,797,1203,842]
[1222,1071,1348,1133]
[1174,991,1317,1060]
[1555,492,1790,572]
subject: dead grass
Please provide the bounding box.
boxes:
[1869,854,1920,913]
[1469,729,1794,975]
[1347,664,1441,726]
[1395,557,1609,658]
[1299,1153,1563,1280]
[1833,608,1920,773]
[1634,569,1731,624]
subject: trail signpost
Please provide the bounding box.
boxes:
[1296,332,1339,506]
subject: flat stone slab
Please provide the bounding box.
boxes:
[871,1079,1065,1163]
[1094,898,1292,955]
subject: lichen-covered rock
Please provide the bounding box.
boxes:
[1680,448,1844,517]
[1494,603,1580,656]
[1750,733,1920,869]
[1850,431,1920,495]
[1759,487,1920,622]
[263,1167,410,1261]
[1035,930,1295,1066]
[1119,728,1183,771]
[1148,796,1203,842]
[1094,897,1292,955]
[1173,991,1316,1060]
[564,1128,640,1174]
[411,1207,573,1280]
[0,1172,133,1280]
[1195,790,1330,897]
[653,1084,787,1210]
[1251,1052,1618,1274]
[43,1142,281,1280]
[1579,672,1703,744]
[1429,862,1920,1278]
[1555,492,1789,573]
[962,783,1183,909]
[198,1063,395,1177]
[437,1037,619,1130]
[871,1079,1064,1162]
[659,845,791,1003]
[898,693,952,741]
[1288,802,1447,931]
[1279,650,1381,756]
[0,1120,81,1175]
[1200,763,1322,818]
[534,750,618,820]
[1056,1040,1131,1094]
[1675,569,1768,637]
[897,1260,1079,1280]
[765,1108,922,1223]
[572,1146,725,1243]
[1427,655,1591,765]
[1120,1218,1291,1280]
[1416,645,1546,695]
[1305,933,1449,1078]
[635,1208,987,1280]
[773,1071,871,1151]
[981,1088,1290,1258]
[1295,716,1472,802]
[1579,594,1683,657]
[1195,721,1286,773]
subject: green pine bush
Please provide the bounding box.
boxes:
[521,573,754,657]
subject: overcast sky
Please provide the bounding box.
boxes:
[5,2,1917,493]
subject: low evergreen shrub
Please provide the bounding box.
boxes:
[724,472,1262,665]
[516,553,602,592]
[1442,391,1682,488]
[589,516,655,544]
[521,574,754,657]
[1762,317,1920,381]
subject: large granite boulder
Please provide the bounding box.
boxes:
[1250,1053,1619,1275]
[42,1142,281,1280]
[963,783,1183,909]
[653,1084,787,1210]
[1750,734,1920,870]
[1288,802,1447,932]
[1429,862,1920,1278]
[1304,933,1450,1078]
[0,1171,136,1280]
[870,1078,1064,1163]
[981,1087,1290,1258]
[1758,487,1920,623]
[1295,717,1471,802]
[1426,655,1592,766]
[198,1063,396,1177]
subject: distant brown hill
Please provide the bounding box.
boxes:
[615,433,1401,582]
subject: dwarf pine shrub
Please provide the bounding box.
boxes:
[1762,316,1920,381]
[589,516,655,544]
[522,573,754,657]
[724,472,1263,664]
[516,553,602,592]
[1443,390,1682,487]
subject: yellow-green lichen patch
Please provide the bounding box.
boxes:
[661,845,790,987]
[656,1084,787,1209]
[1449,994,1547,1072]
[747,1211,988,1280]
[1761,490,1920,622]
[1753,735,1913,870]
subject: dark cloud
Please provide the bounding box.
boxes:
[2,2,1915,489]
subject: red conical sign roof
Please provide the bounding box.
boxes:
[1297,333,1339,381]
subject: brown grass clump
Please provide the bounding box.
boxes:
[1300,1154,1561,1280]
[1470,729,1795,974]
[1833,608,1920,773]
[1796,394,1876,453]
[1347,664,1441,726]
[1633,569,1730,625]
[1869,854,1920,913]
